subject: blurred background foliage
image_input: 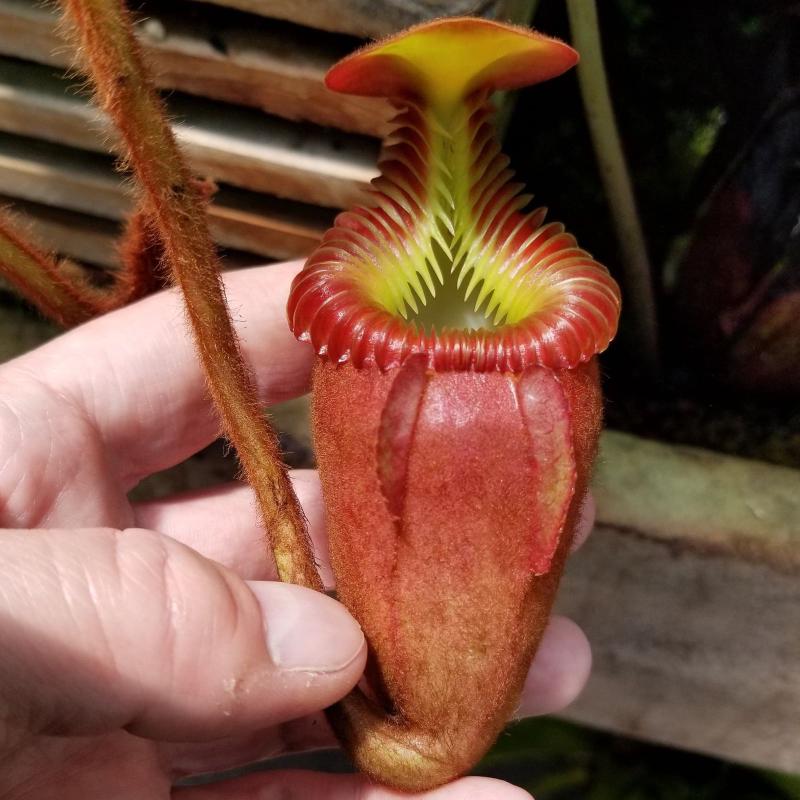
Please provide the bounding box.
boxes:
[479,718,800,800]
[182,716,800,798]
[510,0,786,269]
[506,0,800,467]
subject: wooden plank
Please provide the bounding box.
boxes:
[556,431,800,773]
[0,133,330,260]
[187,0,532,38]
[0,0,393,137]
[0,135,130,220]
[208,187,329,262]
[0,196,267,273]
[169,96,375,209]
[0,194,121,269]
[0,57,377,209]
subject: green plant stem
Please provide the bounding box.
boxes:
[58,0,321,590]
[0,211,101,326]
[565,0,660,374]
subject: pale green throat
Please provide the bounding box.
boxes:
[363,100,556,334]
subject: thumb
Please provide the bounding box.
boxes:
[0,527,365,742]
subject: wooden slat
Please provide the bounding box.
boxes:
[188,0,531,38]
[208,187,328,261]
[0,194,121,269]
[0,133,330,260]
[0,0,393,136]
[0,195,267,273]
[0,136,129,219]
[0,57,377,209]
[557,431,800,773]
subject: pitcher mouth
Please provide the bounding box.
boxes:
[289,212,619,373]
[287,19,620,373]
[288,218,618,373]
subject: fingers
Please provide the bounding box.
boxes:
[511,495,595,717]
[164,715,337,780]
[2,261,312,488]
[163,602,591,779]
[136,476,593,769]
[0,528,365,742]
[173,772,532,800]
[167,617,590,773]
[163,608,589,778]
[517,615,592,717]
[134,471,333,585]
[167,615,591,777]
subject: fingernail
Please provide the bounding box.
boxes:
[247,581,365,672]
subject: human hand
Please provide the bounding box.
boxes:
[0,260,594,799]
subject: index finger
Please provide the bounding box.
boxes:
[3,260,312,487]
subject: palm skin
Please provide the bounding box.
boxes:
[0,261,593,800]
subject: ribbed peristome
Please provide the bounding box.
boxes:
[288,27,620,373]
